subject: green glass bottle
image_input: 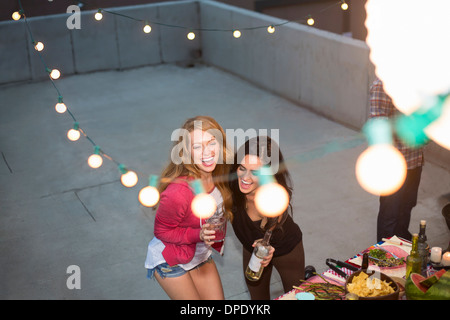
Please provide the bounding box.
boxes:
[405,234,422,279]
[417,220,430,276]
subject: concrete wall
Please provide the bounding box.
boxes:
[200,0,374,130]
[1,0,449,169]
[0,1,201,83]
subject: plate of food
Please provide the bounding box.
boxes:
[365,246,407,269]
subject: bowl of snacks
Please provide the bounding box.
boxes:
[345,270,399,300]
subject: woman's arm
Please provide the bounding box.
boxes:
[154,185,201,245]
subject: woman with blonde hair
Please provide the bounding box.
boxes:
[145,116,232,300]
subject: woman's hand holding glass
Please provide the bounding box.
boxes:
[200,223,215,246]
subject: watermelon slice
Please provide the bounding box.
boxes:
[419,269,446,288]
[406,270,450,300]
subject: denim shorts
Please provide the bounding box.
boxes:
[147,256,213,280]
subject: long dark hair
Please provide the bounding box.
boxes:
[229,136,293,231]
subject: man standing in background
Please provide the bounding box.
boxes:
[369,78,425,242]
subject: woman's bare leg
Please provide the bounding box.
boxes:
[155,272,201,300]
[189,259,225,300]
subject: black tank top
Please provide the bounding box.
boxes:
[231,207,302,257]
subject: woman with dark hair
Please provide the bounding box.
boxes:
[230,136,305,299]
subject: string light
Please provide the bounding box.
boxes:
[143,23,151,34]
[12,11,21,20]
[341,1,349,11]
[190,179,217,220]
[356,118,407,196]
[233,30,241,38]
[94,9,103,21]
[34,41,44,52]
[67,122,81,142]
[55,96,67,113]
[267,25,275,34]
[307,15,315,26]
[254,166,289,218]
[46,68,60,80]
[138,175,160,207]
[119,164,138,188]
[88,146,103,169]
[187,31,195,40]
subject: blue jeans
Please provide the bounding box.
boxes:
[147,256,213,280]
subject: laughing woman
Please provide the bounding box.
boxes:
[144,116,232,300]
[229,136,305,300]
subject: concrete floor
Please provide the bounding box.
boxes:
[1,63,449,299]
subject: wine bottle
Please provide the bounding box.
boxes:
[405,233,422,279]
[417,220,429,276]
[245,230,272,281]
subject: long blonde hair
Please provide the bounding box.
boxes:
[158,116,233,220]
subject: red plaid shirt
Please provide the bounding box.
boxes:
[369,78,424,169]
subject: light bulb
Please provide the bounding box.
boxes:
[187,32,195,40]
[121,170,138,188]
[67,128,80,141]
[191,193,217,220]
[34,41,44,51]
[143,24,151,33]
[341,2,349,10]
[49,69,60,80]
[355,144,407,196]
[138,186,160,207]
[255,183,289,218]
[88,154,103,169]
[12,11,21,21]
[233,30,241,38]
[267,25,275,34]
[95,11,103,21]
[365,0,450,116]
[55,102,66,113]
[307,17,315,26]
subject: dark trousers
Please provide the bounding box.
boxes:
[377,166,422,243]
[242,241,305,300]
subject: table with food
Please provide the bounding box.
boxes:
[276,235,450,300]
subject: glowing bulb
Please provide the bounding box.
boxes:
[267,25,275,34]
[356,144,407,196]
[49,69,60,80]
[341,2,349,10]
[67,128,80,141]
[189,179,217,219]
[55,102,66,113]
[187,32,195,40]
[191,193,217,220]
[253,166,289,218]
[139,186,160,207]
[88,146,103,168]
[365,0,450,115]
[307,17,315,26]
[12,11,21,21]
[95,10,103,21]
[88,154,102,168]
[121,170,138,188]
[255,183,289,218]
[143,24,151,34]
[34,41,44,51]
[233,30,241,38]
